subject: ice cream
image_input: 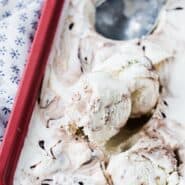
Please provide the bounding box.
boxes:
[14,0,185,184]
[107,119,185,185]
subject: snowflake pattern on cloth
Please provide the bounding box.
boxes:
[0,0,44,143]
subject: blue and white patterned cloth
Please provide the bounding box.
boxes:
[0,0,44,143]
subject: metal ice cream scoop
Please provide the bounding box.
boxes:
[95,0,165,40]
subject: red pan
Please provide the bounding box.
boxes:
[0,0,65,184]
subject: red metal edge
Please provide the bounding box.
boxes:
[0,0,65,184]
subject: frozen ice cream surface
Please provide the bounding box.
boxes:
[107,119,185,185]
[14,0,185,184]
[14,105,107,185]
[108,139,179,185]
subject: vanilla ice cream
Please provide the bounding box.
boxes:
[14,0,185,184]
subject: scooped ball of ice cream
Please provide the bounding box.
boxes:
[45,56,159,147]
